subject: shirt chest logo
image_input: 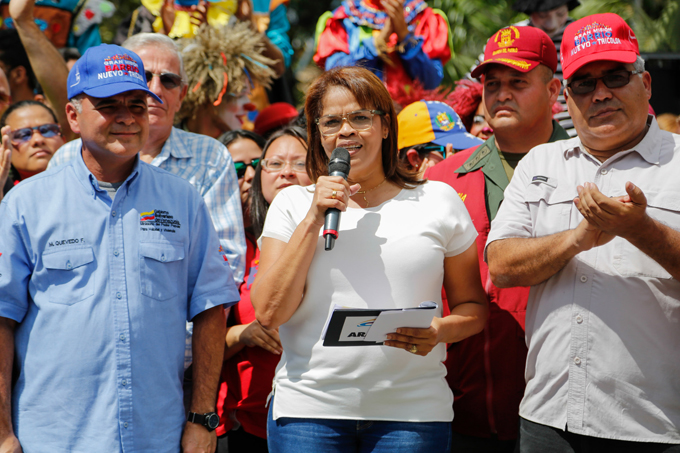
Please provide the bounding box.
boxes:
[140,209,181,233]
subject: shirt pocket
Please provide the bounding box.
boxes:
[139,241,185,300]
[612,191,680,279]
[42,247,96,305]
[524,178,576,237]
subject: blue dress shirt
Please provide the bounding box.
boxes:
[0,152,240,452]
[49,127,246,284]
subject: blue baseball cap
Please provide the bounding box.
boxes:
[67,44,162,103]
[398,100,483,150]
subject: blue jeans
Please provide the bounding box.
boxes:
[267,403,451,453]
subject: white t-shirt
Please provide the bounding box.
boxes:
[261,180,477,422]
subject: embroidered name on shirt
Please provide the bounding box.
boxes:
[140,209,181,233]
[532,175,549,183]
[48,238,85,247]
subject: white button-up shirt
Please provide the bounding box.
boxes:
[486,117,680,443]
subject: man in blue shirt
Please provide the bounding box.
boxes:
[0,44,239,452]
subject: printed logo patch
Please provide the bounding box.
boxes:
[571,22,621,57]
[99,54,144,82]
[495,26,519,48]
[70,68,81,87]
[218,245,229,262]
[532,175,549,183]
[140,209,181,233]
[435,112,456,131]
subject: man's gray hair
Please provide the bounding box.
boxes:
[69,94,84,113]
[122,33,187,85]
[632,55,645,73]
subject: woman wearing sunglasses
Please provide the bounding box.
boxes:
[215,126,311,453]
[251,67,488,453]
[1,101,64,201]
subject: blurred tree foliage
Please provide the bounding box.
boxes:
[100,0,678,90]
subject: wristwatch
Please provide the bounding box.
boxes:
[187,411,220,432]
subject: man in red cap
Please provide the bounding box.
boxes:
[487,13,680,451]
[425,25,567,452]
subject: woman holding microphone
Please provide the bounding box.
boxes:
[251,67,487,453]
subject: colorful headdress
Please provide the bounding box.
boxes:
[177,22,277,121]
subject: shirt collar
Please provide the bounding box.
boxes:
[565,115,661,165]
[457,120,569,174]
[160,127,193,160]
[72,142,142,197]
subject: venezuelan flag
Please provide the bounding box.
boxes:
[140,210,155,221]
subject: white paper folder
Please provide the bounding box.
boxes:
[322,301,437,347]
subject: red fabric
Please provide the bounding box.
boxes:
[471,26,557,78]
[314,7,450,88]
[313,8,350,67]
[425,150,529,441]
[216,236,279,439]
[560,13,639,79]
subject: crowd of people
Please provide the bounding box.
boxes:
[0,0,679,452]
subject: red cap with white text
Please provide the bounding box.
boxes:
[560,13,640,80]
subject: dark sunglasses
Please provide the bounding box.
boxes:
[145,71,183,90]
[10,123,61,144]
[414,143,446,156]
[566,69,642,95]
[234,159,261,178]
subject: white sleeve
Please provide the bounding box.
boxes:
[260,185,310,246]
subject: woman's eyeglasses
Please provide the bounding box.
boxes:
[233,159,261,178]
[10,123,61,145]
[261,158,307,173]
[566,69,642,95]
[145,71,183,90]
[315,109,384,136]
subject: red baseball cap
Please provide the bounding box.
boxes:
[561,13,639,80]
[253,102,299,136]
[471,26,557,78]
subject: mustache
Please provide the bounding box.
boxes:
[587,101,622,118]
[491,101,519,114]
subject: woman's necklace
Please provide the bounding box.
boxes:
[355,177,387,208]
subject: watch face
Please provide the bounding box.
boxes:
[207,413,220,430]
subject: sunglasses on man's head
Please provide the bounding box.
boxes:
[10,123,61,145]
[145,71,183,90]
[234,159,261,178]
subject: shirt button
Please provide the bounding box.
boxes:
[120,334,126,341]
[116,292,122,299]
[576,315,583,324]
[160,254,166,262]
[600,168,608,175]
[574,357,582,365]
[66,261,72,270]
[124,422,128,428]
[580,275,588,283]
[113,250,119,257]
[122,379,127,386]
[112,211,117,217]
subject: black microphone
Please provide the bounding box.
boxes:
[323,147,351,251]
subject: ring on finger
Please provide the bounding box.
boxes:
[409,344,418,354]
[331,190,337,199]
